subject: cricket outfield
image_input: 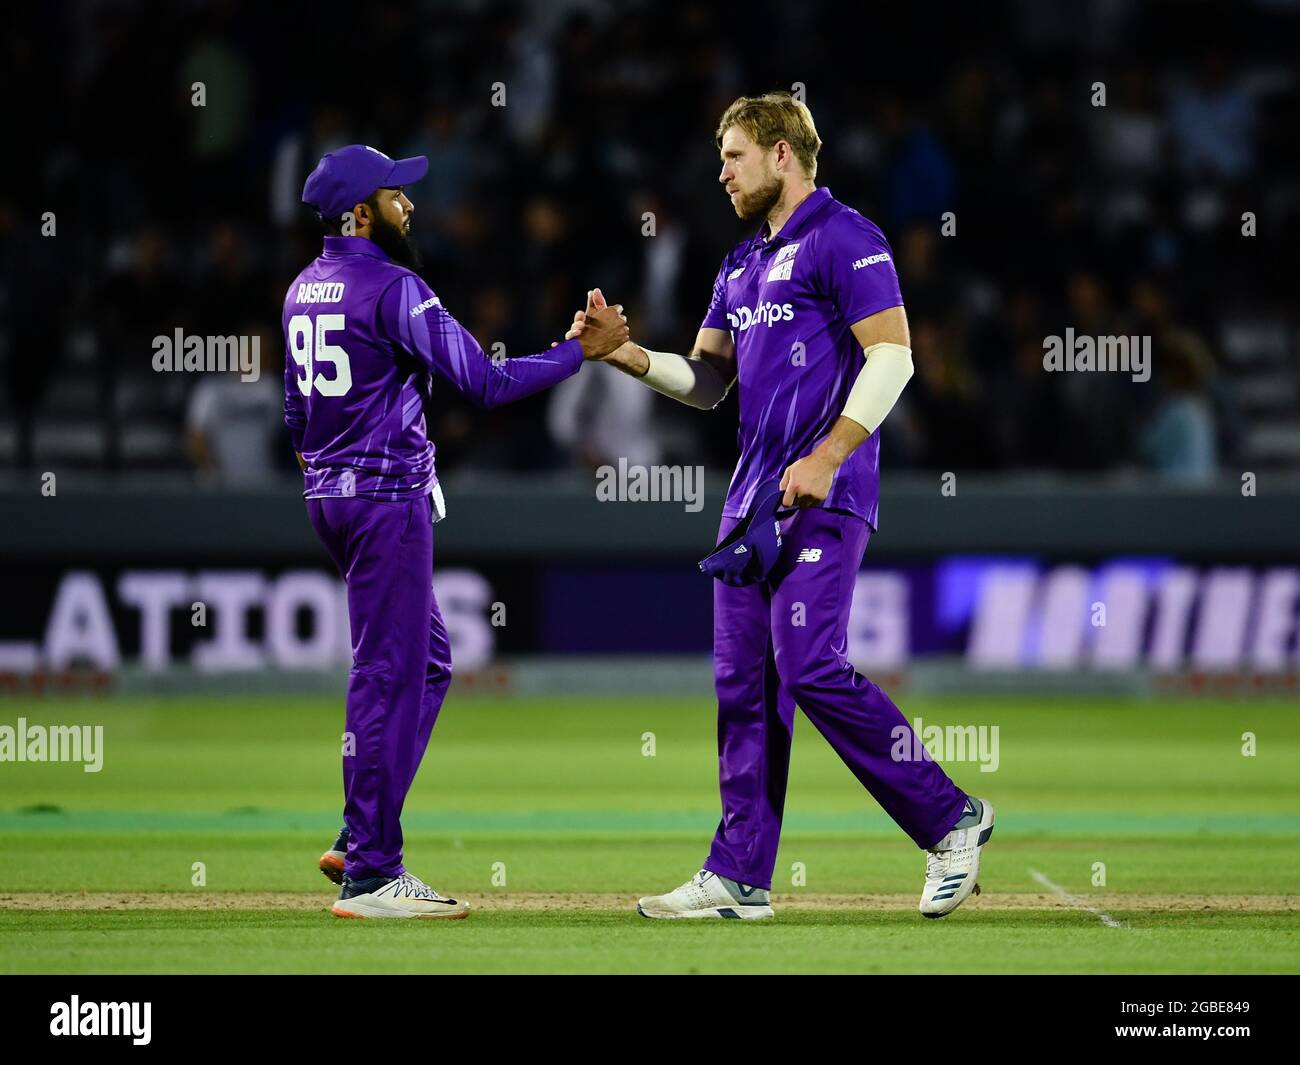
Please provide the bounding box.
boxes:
[2,695,1297,974]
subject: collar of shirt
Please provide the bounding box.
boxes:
[751,186,833,255]
[322,235,390,261]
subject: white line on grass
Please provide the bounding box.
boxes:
[1028,868,1126,928]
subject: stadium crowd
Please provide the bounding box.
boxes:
[3,0,1297,484]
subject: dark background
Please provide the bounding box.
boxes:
[2,0,1298,483]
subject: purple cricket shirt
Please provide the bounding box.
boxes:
[701,187,904,529]
[282,235,584,501]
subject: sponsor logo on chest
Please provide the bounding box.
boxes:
[766,242,800,282]
[727,300,794,332]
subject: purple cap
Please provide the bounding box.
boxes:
[698,479,788,587]
[301,144,429,219]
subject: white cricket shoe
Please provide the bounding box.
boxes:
[637,870,773,920]
[919,796,995,918]
[331,872,471,920]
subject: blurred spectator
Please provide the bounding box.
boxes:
[399,104,478,268]
[0,201,64,468]
[547,364,663,470]
[895,224,957,323]
[5,0,1295,483]
[185,324,284,483]
[1053,272,1145,470]
[906,319,995,469]
[1092,65,1166,180]
[181,15,252,163]
[1129,278,1240,464]
[877,96,958,230]
[194,222,268,338]
[1138,345,1218,483]
[1169,52,1257,182]
[270,107,353,230]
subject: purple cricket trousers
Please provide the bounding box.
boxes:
[306,492,452,881]
[704,506,967,891]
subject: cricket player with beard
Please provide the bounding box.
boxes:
[287,145,628,918]
[570,94,994,919]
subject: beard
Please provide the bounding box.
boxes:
[732,172,784,223]
[370,211,423,270]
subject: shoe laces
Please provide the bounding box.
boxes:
[926,850,951,883]
[395,873,443,900]
[672,870,712,903]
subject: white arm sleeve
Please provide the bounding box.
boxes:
[637,347,734,410]
[841,342,914,434]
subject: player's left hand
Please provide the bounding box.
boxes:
[553,289,607,346]
[552,310,585,348]
[780,447,838,508]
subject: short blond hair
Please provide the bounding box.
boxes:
[715,92,822,179]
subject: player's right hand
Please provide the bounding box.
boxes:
[577,300,629,360]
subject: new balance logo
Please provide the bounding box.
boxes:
[733,545,748,555]
[796,548,822,563]
[727,266,746,281]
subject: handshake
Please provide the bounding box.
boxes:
[556,288,631,361]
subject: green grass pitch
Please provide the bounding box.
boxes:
[1,692,1298,973]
